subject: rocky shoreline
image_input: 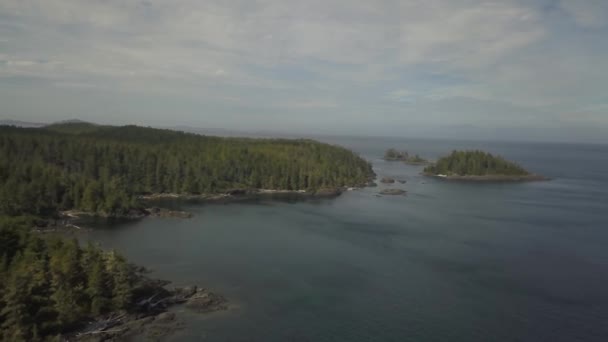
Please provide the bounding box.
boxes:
[40,184,381,233]
[423,173,550,182]
[52,186,365,225]
[72,284,227,341]
[60,207,193,221]
[139,186,351,201]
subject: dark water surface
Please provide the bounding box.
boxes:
[82,137,608,342]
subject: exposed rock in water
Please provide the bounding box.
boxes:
[74,284,226,341]
[367,182,378,187]
[225,188,256,196]
[184,288,228,313]
[380,177,395,184]
[155,312,176,323]
[313,188,343,197]
[379,189,406,195]
[398,180,407,184]
[146,207,193,219]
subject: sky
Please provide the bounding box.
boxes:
[1,0,607,142]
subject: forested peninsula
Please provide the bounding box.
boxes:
[0,216,225,341]
[423,150,547,181]
[0,123,375,218]
[0,122,375,340]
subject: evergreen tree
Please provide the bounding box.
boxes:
[105,251,135,311]
[49,239,86,329]
[0,124,374,217]
[79,242,112,316]
[0,220,143,339]
[424,150,529,176]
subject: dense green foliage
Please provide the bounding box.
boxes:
[423,150,529,176]
[383,148,427,164]
[0,217,141,341]
[383,148,406,161]
[0,124,374,216]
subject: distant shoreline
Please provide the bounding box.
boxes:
[57,186,366,222]
[422,173,550,182]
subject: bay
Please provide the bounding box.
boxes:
[82,137,608,342]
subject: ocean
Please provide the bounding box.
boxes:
[82,136,608,341]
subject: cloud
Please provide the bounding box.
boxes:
[386,88,414,102]
[560,0,608,28]
[0,0,607,142]
[397,1,545,69]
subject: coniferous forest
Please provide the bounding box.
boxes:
[0,216,143,341]
[423,150,530,176]
[0,122,375,340]
[0,123,374,217]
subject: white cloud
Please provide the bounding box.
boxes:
[0,0,607,141]
[386,88,414,102]
[397,1,545,68]
[560,0,608,28]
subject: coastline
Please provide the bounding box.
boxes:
[422,173,550,182]
[384,158,430,165]
[57,185,371,222]
[139,187,348,201]
[72,284,228,341]
[53,187,367,337]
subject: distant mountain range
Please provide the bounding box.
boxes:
[0,119,46,128]
[0,119,90,128]
[0,119,306,139]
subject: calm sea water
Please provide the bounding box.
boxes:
[82,137,608,342]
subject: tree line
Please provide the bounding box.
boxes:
[383,148,427,163]
[0,124,374,217]
[423,150,529,176]
[0,216,141,341]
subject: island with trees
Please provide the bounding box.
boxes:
[422,150,547,181]
[383,148,429,165]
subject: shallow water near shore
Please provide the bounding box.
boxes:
[81,137,608,342]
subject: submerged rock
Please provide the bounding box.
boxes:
[146,207,193,219]
[379,189,406,196]
[380,177,395,184]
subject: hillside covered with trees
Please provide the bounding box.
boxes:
[0,123,374,217]
[423,150,530,177]
[0,216,143,341]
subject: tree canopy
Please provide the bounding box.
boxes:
[423,150,529,176]
[383,148,428,164]
[0,124,374,217]
[0,216,142,341]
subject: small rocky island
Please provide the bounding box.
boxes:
[383,148,430,165]
[380,177,396,184]
[423,150,548,181]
